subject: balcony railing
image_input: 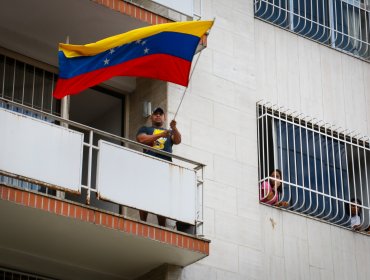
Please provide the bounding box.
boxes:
[0,97,205,235]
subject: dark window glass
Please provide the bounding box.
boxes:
[292,0,331,44]
[255,0,289,28]
[276,120,350,224]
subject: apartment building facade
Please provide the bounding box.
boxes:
[0,0,370,279]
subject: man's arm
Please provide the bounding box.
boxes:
[170,120,181,145]
[136,130,170,145]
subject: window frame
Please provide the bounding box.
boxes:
[257,103,370,231]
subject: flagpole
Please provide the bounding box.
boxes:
[173,18,215,120]
[57,35,71,201]
[61,35,70,122]
[173,50,203,120]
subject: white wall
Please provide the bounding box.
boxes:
[254,21,369,137]
[167,0,370,279]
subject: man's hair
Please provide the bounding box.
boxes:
[271,169,282,178]
[152,107,164,115]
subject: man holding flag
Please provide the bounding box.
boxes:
[136,106,181,162]
[136,106,181,227]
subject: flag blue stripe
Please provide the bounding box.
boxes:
[59,32,200,79]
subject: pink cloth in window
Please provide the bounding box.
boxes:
[260,181,278,205]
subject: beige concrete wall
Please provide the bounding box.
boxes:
[128,78,168,142]
[166,0,370,279]
[135,264,182,280]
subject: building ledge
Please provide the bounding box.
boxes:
[91,0,208,51]
[91,0,171,25]
[0,185,209,280]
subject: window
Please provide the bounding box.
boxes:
[0,54,60,116]
[333,0,370,58]
[255,0,290,28]
[258,103,370,230]
[0,267,55,280]
[292,0,331,43]
[255,0,370,61]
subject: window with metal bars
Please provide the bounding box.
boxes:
[254,0,370,61]
[257,103,370,231]
[0,267,55,280]
[0,54,60,115]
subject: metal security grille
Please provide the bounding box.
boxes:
[0,54,60,116]
[254,0,370,62]
[257,102,370,231]
[0,267,55,280]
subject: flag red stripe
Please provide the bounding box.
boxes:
[53,54,191,99]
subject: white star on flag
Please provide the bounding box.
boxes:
[136,39,142,44]
[109,49,115,54]
[104,58,110,65]
[141,41,146,45]
[144,48,149,54]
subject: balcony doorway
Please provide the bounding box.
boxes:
[69,86,125,140]
[67,87,126,213]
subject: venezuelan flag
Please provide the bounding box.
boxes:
[53,20,214,99]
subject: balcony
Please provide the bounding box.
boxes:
[0,100,209,280]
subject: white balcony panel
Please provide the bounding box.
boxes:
[97,141,197,224]
[152,0,193,17]
[0,108,83,192]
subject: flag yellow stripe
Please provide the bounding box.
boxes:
[60,20,214,58]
